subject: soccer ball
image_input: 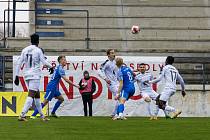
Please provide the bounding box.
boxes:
[131,25,140,34]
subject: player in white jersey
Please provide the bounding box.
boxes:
[149,56,186,119]
[14,33,54,121]
[98,49,119,117]
[135,63,160,120]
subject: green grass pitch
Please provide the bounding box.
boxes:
[0,117,210,140]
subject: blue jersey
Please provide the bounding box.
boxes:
[117,65,135,90]
[47,65,65,89]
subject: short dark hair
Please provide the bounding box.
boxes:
[83,70,89,75]
[30,33,39,45]
[57,55,65,63]
[166,56,174,64]
[106,49,114,55]
[139,63,145,66]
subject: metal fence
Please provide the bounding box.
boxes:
[3,9,90,49]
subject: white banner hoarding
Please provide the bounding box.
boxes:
[13,56,166,116]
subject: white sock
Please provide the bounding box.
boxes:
[147,102,152,116]
[34,98,44,118]
[154,105,159,116]
[163,110,168,116]
[119,113,123,117]
[21,97,33,117]
[112,100,119,116]
[165,105,176,112]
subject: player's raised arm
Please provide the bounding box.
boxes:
[39,49,52,68]
[115,61,124,100]
[14,51,24,85]
[150,67,165,84]
[39,48,54,74]
[98,60,111,84]
[177,73,186,97]
[62,76,79,88]
[98,61,107,79]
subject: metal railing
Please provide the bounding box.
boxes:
[3,9,90,49]
[0,56,5,88]
[174,57,210,92]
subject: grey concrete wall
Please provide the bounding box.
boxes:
[170,90,210,117]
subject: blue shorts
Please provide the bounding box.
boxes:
[44,88,61,101]
[120,87,135,100]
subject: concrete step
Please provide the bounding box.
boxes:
[37,0,210,6]
[6,38,86,49]
[36,16,210,29]
[37,0,63,3]
[5,37,210,53]
[36,5,210,17]
[35,27,210,40]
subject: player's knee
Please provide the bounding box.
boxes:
[43,99,49,105]
[144,97,151,102]
[158,101,166,110]
[58,96,64,102]
[28,90,36,98]
[158,104,164,110]
[119,98,126,104]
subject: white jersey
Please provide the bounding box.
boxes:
[15,45,52,80]
[151,64,185,91]
[98,59,118,83]
[135,72,153,91]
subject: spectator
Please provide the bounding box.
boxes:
[79,71,96,116]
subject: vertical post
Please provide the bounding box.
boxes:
[86,10,90,49]
[7,1,10,37]
[4,10,6,47]
[12,0,16,37]
[202,63,206,92]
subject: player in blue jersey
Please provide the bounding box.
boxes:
[112,57,135,120]
[30,56,79,118]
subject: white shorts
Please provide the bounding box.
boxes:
[25,79,40,91]
[159,88,175,102]
[141,90,158,100]
[108,81,119,96]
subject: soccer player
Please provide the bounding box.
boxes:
[135,63,160,120]
[14,33,54,121]
[98,49,119,117]
[113,57,135,120]
[31,56,79,118]
[149,56,186,119]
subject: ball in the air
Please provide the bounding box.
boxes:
[131,25,140,34]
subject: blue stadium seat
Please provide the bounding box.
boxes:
[36,9,63,14]
[36,0,63,3]
[36,32,64,37]
[36,20,64,26]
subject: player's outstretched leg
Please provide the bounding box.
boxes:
[111,100,119,117]
[50,101,62,118]
[171,109,182,119]
[50,95,64,118]
[30,103,45,119]
[18,90,35,121]
[153,105,159,120]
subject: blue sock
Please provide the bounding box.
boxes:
[116,105,119,115]
[51,100,62,114]
[32,103,45,117]
[118,104,124,114]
